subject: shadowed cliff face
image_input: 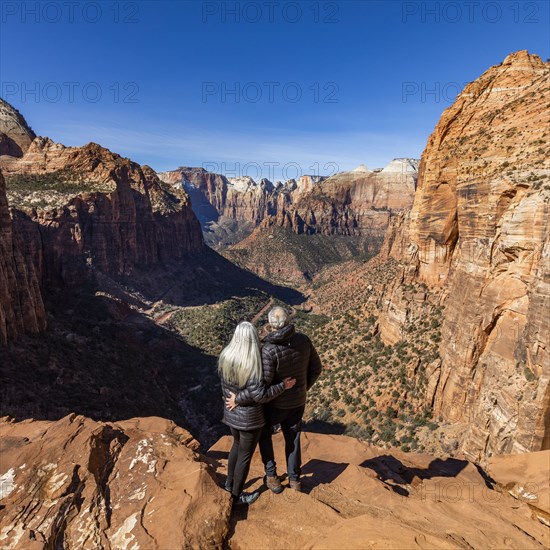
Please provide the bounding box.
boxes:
[0,170,46,345]
[0,103,305,448]
[0,245,304,448]
[377,51,550,459]
[1,138,204,289]
[0,135,217,439]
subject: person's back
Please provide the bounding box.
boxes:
[261,324,321,409]
[220,374,266,431]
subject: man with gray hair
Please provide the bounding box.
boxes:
[229,306,322,492]
[268,305,289,330]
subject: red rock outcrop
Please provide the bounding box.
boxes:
[487,450,550,527]
[1,416,547,549]
[208,431,549,549]
[0,169,45,346]
[377,51,550,459]
[0,99,35,157]
[0,415,230,548]
[1,137,204,287]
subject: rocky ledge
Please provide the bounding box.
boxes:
[0,415,230,549]
[0,415,548,549]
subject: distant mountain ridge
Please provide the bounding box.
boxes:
[159,158,418,248]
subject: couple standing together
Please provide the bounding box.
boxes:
[218,306,322,506]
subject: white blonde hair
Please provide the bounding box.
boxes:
[268,306,289,329]
[218,321,262,388]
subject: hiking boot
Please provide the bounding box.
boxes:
[233,491,260,506]
[222,481,232,493]
[265,475,284,494]
[289,480,302,492]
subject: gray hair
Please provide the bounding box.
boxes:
[268,306,289,329]
[218,321,262,388]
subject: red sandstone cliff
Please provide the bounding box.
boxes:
[1,137,203,288]
[0,170,45,345]
[377,51,550,458]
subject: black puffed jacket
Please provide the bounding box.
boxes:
[220,371,285,431]
[236,325,322,410]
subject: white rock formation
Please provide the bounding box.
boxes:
[381,158,420,174]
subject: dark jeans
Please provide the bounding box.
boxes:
[259,405,305,481]
[227,427,262,497]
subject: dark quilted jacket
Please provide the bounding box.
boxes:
[236,325,322,410]
[220,372,285,431]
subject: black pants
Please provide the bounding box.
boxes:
[259,405,305,481]
[227,427,262,497]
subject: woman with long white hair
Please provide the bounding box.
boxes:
[219,321,295,506]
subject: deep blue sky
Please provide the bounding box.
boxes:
[1,0,548,181]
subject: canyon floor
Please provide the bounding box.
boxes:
[0,246,305,448]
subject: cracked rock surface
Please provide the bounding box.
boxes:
[0,415,230,549]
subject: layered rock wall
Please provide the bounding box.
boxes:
[0,170,46,345]
[160,161,417,242]
[266,165,416,237]
[1,139,204,288]
[378,51,550,458]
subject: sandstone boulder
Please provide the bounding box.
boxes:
[0,415,230,549]
[487,450,550,527]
